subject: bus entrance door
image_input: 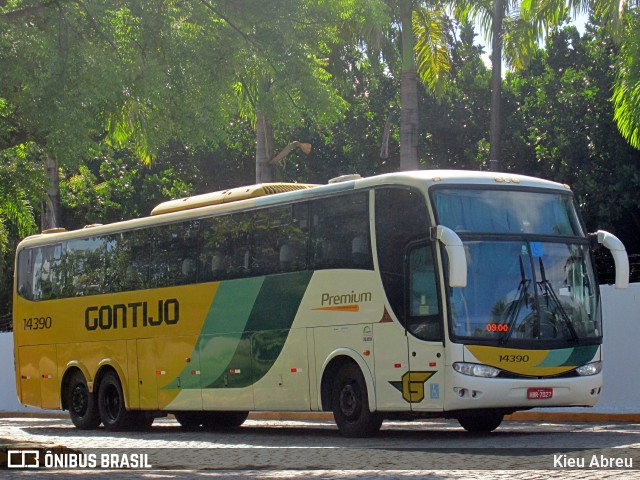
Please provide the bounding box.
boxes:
[405,243,445,412]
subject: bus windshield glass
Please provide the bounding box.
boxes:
[432,188,583,236]
[447,241,600,344]
[433,188,599,346]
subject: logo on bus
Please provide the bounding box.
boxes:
[84,299,180,331]
[312,290,372,313]
[390,371,436,403]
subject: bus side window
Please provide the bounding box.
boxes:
[120,230,150,291]
[230,212,252,278]
[39,243,65,300]
[311,192,372,271]
[17,248,34,300]
[252,209,280,276]
[150,222,199,288]
[66,237,107,296]
[375,188,430,326]
[200,216,230,282]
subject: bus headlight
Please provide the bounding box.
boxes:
[453,362,500,378]
[576,361,602,376]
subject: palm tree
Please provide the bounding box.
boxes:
[599,0,640,150]
[387,0,452,171]
[455,1,568,171]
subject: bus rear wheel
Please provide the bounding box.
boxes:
[67,370,101,430]
[97,371,135,431]
[457,411,504,433]
[331,363,382,437]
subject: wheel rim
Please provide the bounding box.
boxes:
[339,382,360,420]
[71,384,87,416]
[103,384,121,422]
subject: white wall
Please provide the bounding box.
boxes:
[1,283,638,413]
[591,283,640,413]
[0,333,42,413]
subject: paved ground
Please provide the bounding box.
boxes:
[1,415,639,479]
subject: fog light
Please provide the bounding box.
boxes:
[576,361,602,376]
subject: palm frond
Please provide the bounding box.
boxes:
[412,6,451,97]
[613,12,640,149]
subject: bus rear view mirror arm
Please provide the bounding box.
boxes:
[591,230,629,290]
[433,225,467,288]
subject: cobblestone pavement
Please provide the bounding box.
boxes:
[1,415,639,479]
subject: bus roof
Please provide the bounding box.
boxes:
[18,170,570,248]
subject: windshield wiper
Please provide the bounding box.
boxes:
[537,258,579,342]
[500,256,530,344]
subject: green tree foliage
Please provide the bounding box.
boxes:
[502,25,640,250]
[455,0,573,171]
[0,143,45,321]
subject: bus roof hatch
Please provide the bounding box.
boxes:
[151,183,319,216]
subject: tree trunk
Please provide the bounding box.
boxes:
[488,0,504,172]
[42,152,60,230]
[399,0,419,171]
[255,110,274,183]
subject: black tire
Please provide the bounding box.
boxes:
[458,411,504,433]
[67,370,101,430]
[97,371,135,431]
[175,411,203,429]
[331,363,382,437]
[202,411,249,430]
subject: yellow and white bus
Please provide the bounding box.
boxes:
[13,170,629,436]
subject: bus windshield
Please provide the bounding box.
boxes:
[433,188,599,346]
[446,241,600,345]
[432,188,583,236]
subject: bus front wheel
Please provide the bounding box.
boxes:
[457,411,504,433]
[331,363,382,437]
[97,371,134,431]
[67,370,101,430]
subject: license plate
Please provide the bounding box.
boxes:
[527,387,553,400]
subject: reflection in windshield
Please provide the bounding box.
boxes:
[450,241,600,344]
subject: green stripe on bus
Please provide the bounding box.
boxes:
[535,345,599,368]
[206,271,313,388]
[164,277,265,390]
[560,345,599,367]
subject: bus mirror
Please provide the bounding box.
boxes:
[435,225,467,288]
[595,230,629,289]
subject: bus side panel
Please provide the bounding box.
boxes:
[307,327,319,410]
[126,340,140,409]
[253,327,311,410]
[199,334,255,410]
[17,346,45,408]
[313,324,376,406]
[136,338,158,410]
[372,322,411,411]
[154,335,203,410]
[58,341,128,397]
[39,345,59,409]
